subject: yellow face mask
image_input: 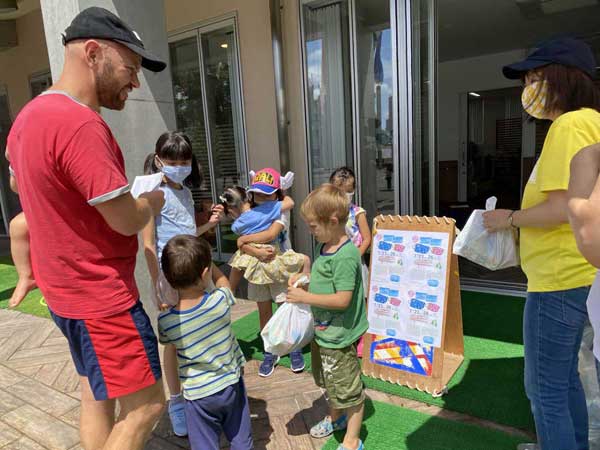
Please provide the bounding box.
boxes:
[521,80,549,120]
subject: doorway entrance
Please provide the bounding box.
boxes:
[168,16,248,261]
[420,0,600,290]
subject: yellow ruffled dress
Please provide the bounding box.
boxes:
[228,244,305,285]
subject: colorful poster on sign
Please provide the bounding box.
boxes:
[367,229,449,347]
[370,336,434,376]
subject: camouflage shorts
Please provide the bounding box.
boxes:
[311,341,365,410]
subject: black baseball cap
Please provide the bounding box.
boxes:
[503,37,596,80]
[62,7,166,72]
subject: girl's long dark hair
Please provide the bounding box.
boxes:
[143,131,202,189]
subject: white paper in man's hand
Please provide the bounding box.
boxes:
[130,173,163,198]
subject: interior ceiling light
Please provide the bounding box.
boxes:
[469,92,481,97]
[515,0,597,19]
[220,43,228,48]
[0,0,17,13]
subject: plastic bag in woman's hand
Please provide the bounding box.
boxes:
[261,302,314,356]
[453,197,520,271]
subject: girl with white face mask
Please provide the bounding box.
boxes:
[483,37,600,450]
[141,131,226,438]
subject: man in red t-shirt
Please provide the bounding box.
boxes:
[6,8,168,450]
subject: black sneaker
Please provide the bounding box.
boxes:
[290,350,305,373]
[259,352,280,377]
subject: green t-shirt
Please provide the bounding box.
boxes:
[309,240,369,349]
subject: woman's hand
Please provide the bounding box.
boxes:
[483,209,513,232]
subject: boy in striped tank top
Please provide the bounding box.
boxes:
[158,235,253,450]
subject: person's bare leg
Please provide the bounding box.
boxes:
[257,300,274,331]
[9,213,36,307]
[164,345,180,397]
[102,380,165,450]
[341,402,364,450]
[229,268,243,294]
[79,376,115,450]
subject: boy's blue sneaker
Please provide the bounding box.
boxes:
[259,352,280,377]
[168,397,187,437]
[290,350,305,373]
[310,415,348,438]
[336,440,363,450]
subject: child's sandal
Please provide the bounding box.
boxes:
[310,415,348,438]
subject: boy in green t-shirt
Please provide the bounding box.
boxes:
[287,183,368,450]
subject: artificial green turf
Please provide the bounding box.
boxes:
[322,400,527,450]
[232,291,535,432]
[0,256,49,318]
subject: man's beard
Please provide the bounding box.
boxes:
[95,59,128,111]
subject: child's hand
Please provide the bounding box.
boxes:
[159,303,170,312]
[288,273,303,287]
[208,211,221,225]
[286,286,310,304]
[237,235,251,247]
[210,204,225,222]
[288,273,310,288]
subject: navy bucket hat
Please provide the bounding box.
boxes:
[503,37,597,80]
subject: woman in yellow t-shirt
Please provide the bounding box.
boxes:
[484,37,600,450]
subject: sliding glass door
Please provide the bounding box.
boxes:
[0,85,14,237]
[169,17,247,261]
[302,1,354,187]
[300,0,399,221]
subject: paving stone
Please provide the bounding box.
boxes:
[60,406,80,428]
[10,345,72,361]
[0,366,25,389]
[9,378,79,416]
[0,421,21,447]
[36,361,67,387]
[5,352,73,370]
[0,330,32,361]
[43,337,68,347]
[2,404,79,450]
[5,436,47,450]
[13,366,41,378]
[20,321,56,350]
[0,389,25,416]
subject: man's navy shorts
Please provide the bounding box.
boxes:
[50,301,162,400]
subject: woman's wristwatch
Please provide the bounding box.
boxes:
[508,210,517,229]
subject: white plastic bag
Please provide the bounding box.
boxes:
[261,302,314,356]
[452,196,519,271]
[262,275,313,356]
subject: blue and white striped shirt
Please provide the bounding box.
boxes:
[157,287,245,400]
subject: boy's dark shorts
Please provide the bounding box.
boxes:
[311,341,365,409]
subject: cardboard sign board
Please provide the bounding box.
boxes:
[362,215,464,396]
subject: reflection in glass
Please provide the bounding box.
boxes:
[302,0,353,187]
[411,0,434,216]
[200,25,247,255]
[0,87,13,235]
[355,0,394,219]
[169,37,217,250]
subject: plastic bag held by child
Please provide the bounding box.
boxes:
[453,196,519,271]
[261,276,313,356]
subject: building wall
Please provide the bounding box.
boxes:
[0,9,50,117]
[164,0,280,172]
[438,49,524,163]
